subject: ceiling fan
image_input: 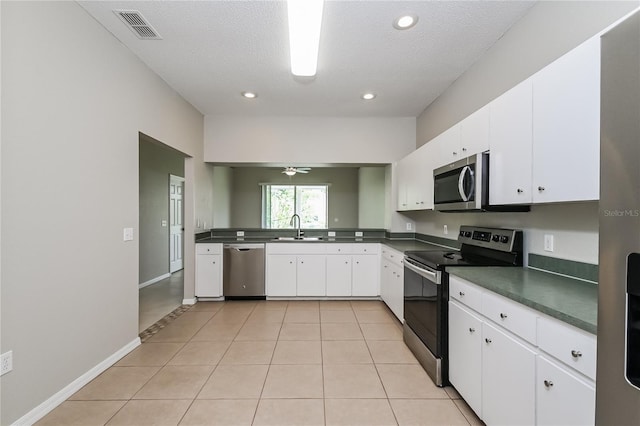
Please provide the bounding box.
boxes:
[282,167,311,176]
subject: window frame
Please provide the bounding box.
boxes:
[261,183,329,229]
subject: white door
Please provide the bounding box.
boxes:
[169,175,184,273]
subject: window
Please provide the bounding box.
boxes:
[262,184,328,229]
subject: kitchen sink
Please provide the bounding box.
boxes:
[271,236,323,241]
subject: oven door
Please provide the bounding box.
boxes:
[403,257,445,358]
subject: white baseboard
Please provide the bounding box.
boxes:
[138,273,171,289]
[13,338,141,426]
[182,298,197,305]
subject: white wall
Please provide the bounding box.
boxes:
[402,203,599,264]
[205,115,416,164]
[358,167,386,228]
[416,1,638,146]
[0,2,212,424]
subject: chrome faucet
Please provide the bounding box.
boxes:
[290,214,302,238]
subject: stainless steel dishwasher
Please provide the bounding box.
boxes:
[223,243,265,299]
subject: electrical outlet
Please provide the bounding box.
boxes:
[1,351,13,376]
[443,225,448,235]
[544,234,554,252]
[161,220,167,227]
[355,231,363,237]
[236,231,245,237]
[328,231,336,237]
[406,223,412,231]
[123,227,134,241]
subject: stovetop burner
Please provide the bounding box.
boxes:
[405,225,524,269]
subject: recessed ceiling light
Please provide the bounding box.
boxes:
[393,14,418,30]
[362,93,376,100]
[241,91,257,99]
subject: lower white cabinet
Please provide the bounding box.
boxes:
[266,255,297,297]
[326,255,352,296]
[448,302,483,417]
[297,255,326,296]
[195,244,222,297]
[352,254,379,296]
[482,321,536,426]
[266,243,380,298]
[536,355,595,426]
[448,274,596,426]
[380,247,404,321]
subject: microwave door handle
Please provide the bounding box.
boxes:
[458,166,470,201]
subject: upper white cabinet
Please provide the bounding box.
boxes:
[430,124,462,168]
[532,37,600,203]
[489,79,534,205]
[460,104,490,157]
[396,145,433,211]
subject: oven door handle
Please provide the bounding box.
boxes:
[404,258,441,284]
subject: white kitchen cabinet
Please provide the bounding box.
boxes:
[532,36,600,203]
[296,255,326,296]
[430,124,462,168]
[482,321,536,426]
[266,255,297,297]
[396,147,432,211]
[352,254,379,296]
[460,104,490,157]
[326,254,352,296]
[448,301,483,417]
[380,247,404,321]
[489,79,534,205]
[536,355,595,426]
[195,244,223,298]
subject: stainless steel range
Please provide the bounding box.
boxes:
[403,226,523,386]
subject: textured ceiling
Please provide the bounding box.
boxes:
[78,1,536,117]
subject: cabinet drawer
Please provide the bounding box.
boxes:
[352,243,379,255]
[196,243,222,255]
[449,275,482,312]
[381,247,404,267]
[537,316,597,380]
[326,244,353,254]
[482,291,538,344]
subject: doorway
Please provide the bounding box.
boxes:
[139,134,186,332]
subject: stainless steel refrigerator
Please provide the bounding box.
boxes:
[597,9,640,424]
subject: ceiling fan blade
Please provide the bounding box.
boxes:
[297,170,309,173]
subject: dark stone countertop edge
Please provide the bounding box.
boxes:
[447,266,597,335]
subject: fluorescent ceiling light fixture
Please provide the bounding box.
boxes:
[287,0,324,77]
[362,93,376,100]
[241,91,257,99]
[394,14,418,30]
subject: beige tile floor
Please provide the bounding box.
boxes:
[139,271,184,333]
[38,300,483,426]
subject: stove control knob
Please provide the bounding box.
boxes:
[492,235,500,242]
[500,236,509,244]
[459,231,465,237]
[465,231,472,238]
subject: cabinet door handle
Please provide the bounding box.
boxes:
[538,186,546,191]
[571,350,583,358]
[485,338,492,344]
[517,188,523,193]
[459,291,465,296]
[469,328,475,333]
[544,380,554,388]
[453,151,458,156]
[500,313,508,319]
[462,147,467,152]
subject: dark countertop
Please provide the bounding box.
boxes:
[447,266,598,335]
[195,236,455,252]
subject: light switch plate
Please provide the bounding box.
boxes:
[1,351,13,376]
[544,234,554,252]
[161,220,167,227]
[123,228,134,241]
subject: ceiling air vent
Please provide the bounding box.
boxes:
[114,10,162,40]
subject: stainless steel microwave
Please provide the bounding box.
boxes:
[433,153,529,212]
[433,153,487,211]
